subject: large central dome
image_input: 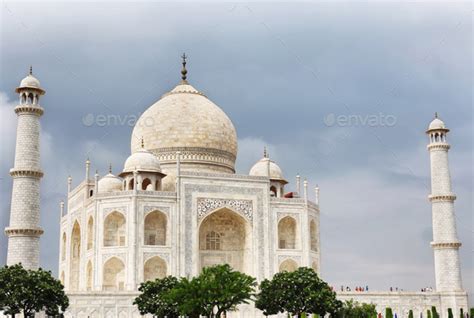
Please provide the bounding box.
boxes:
[131,80,238,183]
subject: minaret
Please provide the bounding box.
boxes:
[426,113,462,292]
[5,67,45,270]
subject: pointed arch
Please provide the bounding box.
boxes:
[270,185,277,197]
[104,211,126,246]
[86,260,93,291]
[61,232,67,261]
[69,221,81,290]
[198,207,252,274]
[144,211,167,245]
[279,259,298,272]
[87,216,94,250]
[103,257,125,291]
[142,178,152,190]
[310,219,318,252]
[143,256,167,281]
[278,216,297,249]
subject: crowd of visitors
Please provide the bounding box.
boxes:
[337,285,370,292]
[334,285,436,293]
[420,287,434,292]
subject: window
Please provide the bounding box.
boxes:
[206,231,221,250]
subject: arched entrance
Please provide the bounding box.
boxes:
[144,211,167,246]
[279,259,298,272]
[103,257,125,291]
[86,261,93,290]
[103,211,126,247]
[198,208,252,274]
[278,216,297,249]
[87,217,94,250]
[143,256,167,281]
[310,220,317,252]
[70,221,81,290]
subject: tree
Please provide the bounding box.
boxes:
[168,264,256,318]
[168,276,209,318]
[200,264,256,317]
[133,276,180,318]
[0,264,68,317]
[470,308,474,318]
[459,308,463,318]
[432,306,439,318]
[334,300,377,318]
[448,308,454,318]
[408,309,414,318]
[255,267,341,317]
[385,308,393,318]
[427,309,432,318]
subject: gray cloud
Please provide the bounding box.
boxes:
[0,1,471,304]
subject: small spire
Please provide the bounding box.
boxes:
[29,65,33,75]
[181,53,188,83]
[435,112,438,119]
[263,147,268,158]
[109,163,112,174]
[141,136,145,149]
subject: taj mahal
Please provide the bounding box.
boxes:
[3,57,469,317]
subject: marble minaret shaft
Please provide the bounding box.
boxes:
[427,115,462,292]
[5,68,45,270]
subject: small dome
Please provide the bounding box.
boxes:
[249,157,287,183]
[122,148,162,174]
[98,173,123,193]
[428,118,446,130]
[15,72,45,94]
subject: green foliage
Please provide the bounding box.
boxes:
[427,309,432,318]
[334,300,377,318]
[255,267,341,317]
[167,276,208,318]
[385,307,393,318]
[448,308,454,318]
[459,308,463,318]
[432,306,439,318]
[0,264,68,317]
[133,276,180,318]
[408,309,414,318]
[167,264,256,318]
[470,308,474,318]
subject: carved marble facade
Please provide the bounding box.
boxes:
[58,170,320,318]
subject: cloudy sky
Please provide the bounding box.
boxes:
[0,1,472,302]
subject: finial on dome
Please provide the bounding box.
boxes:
[29,66,33,75]
[109,163,112,174]
[141,136,145,148]
[435,112,438,119]
[181,53,188,83]
[263,147,268,158]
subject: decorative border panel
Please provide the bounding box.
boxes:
[197,198,253,221]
